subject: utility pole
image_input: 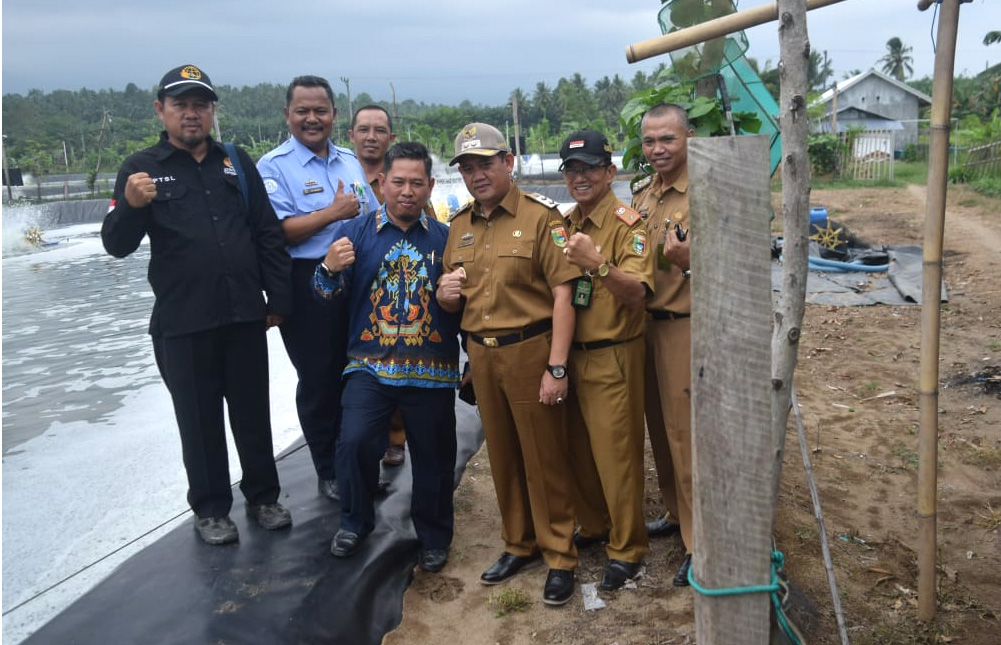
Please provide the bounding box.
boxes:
[341,77,353,123]
[2,135,13,202]
[390,82,399,127]
[512,94,523,177]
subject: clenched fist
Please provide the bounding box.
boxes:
[323,237,355,273]
[124,172,157,208]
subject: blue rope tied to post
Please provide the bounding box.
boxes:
[687,551,804,645]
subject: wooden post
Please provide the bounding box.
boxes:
[771,0,811,508]
[689,134,774,644]
[916,0,962,622]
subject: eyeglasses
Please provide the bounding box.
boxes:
[561,163,609,177]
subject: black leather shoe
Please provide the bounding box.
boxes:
[572,528,608,549]
[318,478,340,501]
[419,548,449,572]
[646,515,681,538]
[480,552,542,586]
[330,529,364,557]
[542,569,575,606]
[599,559,642,591]
[673,553,692,587]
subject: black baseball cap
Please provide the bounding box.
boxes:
[559,130,613,169]
[158,65,218,101]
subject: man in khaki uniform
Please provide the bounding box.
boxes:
[631,103,696,587]
[436,123,580,607]
[560,130,654,591]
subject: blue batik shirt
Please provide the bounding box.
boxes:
[313,206,461,388]
[257,137,378,259]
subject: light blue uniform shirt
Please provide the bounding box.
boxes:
[257,137,379,259]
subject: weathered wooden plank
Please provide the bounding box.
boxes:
[689,134,774,643]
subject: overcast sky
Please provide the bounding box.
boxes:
[2,0,997,107]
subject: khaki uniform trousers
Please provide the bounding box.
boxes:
[644,317,693,553]
[467,332,577,570]
[567,336,649,564]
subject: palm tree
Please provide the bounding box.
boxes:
[879,37,914,81]
[985,31,1001,46]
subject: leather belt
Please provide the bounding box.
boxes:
[572,334,642,351]
[470,320,552,348]
[648,310,690,321]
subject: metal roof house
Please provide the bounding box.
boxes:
[813,69,932,148]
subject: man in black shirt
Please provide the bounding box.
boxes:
[102,64,294,546]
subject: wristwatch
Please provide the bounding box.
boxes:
[595,261,610,277]
[547,364,567,379]
[318,262,338,279]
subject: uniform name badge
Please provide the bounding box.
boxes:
[573,276,593,309]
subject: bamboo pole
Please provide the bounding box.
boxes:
[916,0,962,623]
[626,0,846,63]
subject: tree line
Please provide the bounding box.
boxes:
[1,66,675,187]
[3,43,997,195]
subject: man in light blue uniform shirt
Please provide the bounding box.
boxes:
[257,75,378,502]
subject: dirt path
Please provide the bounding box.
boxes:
[385,184,1000,645]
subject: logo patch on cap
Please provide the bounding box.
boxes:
[181,66,203,80]
[568,140,585,149]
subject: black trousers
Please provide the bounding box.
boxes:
[337,371,457,550]
[279,258,348,481]
[153,322,281,519]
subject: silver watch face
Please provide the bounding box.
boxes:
[549,365,566,379]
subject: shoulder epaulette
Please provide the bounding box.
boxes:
[613,204,642,227]
[525,192,560,210]
[448,201,474,222]
[631,175,653,195]
[334,145,358,159]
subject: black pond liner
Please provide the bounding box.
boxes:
[24,402,484,645]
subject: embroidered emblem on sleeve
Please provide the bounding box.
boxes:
[632,231,647,256]
[551,226,568,248]
[263,178,279,194]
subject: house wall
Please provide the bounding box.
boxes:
[836,77,921,147]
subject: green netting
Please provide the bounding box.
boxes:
[659,0,749,82]
[659,0,782,176]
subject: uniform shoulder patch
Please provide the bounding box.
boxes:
[525,192,559,210]
[448,201,474,222]
[614,204,642,227]
[631,175,653,195]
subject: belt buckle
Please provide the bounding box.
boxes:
[483,336,499,347]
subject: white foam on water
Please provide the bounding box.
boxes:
[2,216,303,644]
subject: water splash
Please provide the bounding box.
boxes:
[2,202,55,256]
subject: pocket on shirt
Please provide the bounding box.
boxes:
[496,239,534,285]
[152,183,191,223]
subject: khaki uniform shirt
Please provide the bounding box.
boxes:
[565,190,654,344]
[631,169,691,314]
[444,184,580,335]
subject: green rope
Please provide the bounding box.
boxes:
[687,551,804,645]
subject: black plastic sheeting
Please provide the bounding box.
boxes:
[24,402,483,645]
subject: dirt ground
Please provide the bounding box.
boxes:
[383,184,1001,645]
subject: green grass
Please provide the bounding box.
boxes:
[791,160,931,190]
[488,588,531,618]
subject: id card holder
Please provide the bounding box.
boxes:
[573,276,593,309]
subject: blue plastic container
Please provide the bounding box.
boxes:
[810,206,828,231]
